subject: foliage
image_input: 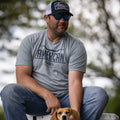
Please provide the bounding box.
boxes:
[0,0,49,40]
[70,0,120,83]
[105,86,120,117]
[0,106,6,120]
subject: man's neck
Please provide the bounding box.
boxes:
[47,30,64,43]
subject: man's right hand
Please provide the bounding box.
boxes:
[45,92,61,115]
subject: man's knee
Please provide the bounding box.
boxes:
[1,84,20,101]
[90,86,109,107]
[95,87,109,103]
[83,86,109,105]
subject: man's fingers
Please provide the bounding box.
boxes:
[50,108,55,115]
[46,107,56,115]
[46,107,51,113]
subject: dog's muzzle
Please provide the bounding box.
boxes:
[62,115,67,120]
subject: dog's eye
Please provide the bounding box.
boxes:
[66,111,70,114]
[58,112,62,115]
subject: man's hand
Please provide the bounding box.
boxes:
[69,109,80,120]
[69,114,80,120]
[45,92,61,115]
[69,115,74,120]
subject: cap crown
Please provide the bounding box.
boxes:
[46,0,73,16]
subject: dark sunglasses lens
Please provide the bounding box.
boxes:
[54,14,62,20]
[64,14,71,21]
[54,14,71,21]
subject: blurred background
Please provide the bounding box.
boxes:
[0,0,120,119]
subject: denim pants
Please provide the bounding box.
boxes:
[1,84,108,120]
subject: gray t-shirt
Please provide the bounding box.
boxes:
[16,30,87,97]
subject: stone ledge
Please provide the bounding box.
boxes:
[27,113,120,120]
[100,113,119,120]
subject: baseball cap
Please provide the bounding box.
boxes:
[45,0,73,16]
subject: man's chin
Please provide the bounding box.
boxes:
[57,29,66,35]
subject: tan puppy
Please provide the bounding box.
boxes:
[50,107,80,120]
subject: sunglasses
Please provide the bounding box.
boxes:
[52,13,71,21]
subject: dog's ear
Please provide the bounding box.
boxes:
[50,110,58,120]
[70,108,80,120]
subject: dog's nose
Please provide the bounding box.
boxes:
[62,115,67,120]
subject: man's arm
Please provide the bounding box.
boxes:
[16,65,61,114]
[69,71,84,117]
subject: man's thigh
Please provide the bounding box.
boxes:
[25,93,48,115]
[2,83,48,116]
[18,85,49,115]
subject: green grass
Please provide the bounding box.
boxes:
[0,106,6,120]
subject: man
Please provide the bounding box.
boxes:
[1,0,108,120]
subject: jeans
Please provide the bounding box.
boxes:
[0,84,108,120]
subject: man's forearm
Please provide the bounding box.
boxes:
[69,79,83,113]
[16,65,61,114]
[69,71,84,114]
[17,73,51,100]
[16,65,52,100]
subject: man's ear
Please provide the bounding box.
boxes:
[44,15,49,24]
[50,110,57,120]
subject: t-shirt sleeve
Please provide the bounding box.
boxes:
[69,40,87,72]
[16,36,33,66]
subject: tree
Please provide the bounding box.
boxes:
[70,0,120,84]
[0,0,48,40]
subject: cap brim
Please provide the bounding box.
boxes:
[69,12,73,16]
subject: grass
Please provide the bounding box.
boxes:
[0,106,6,120]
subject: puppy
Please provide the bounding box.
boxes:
[50,107,80,120]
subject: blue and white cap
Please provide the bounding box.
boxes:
[45,0,73,16]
